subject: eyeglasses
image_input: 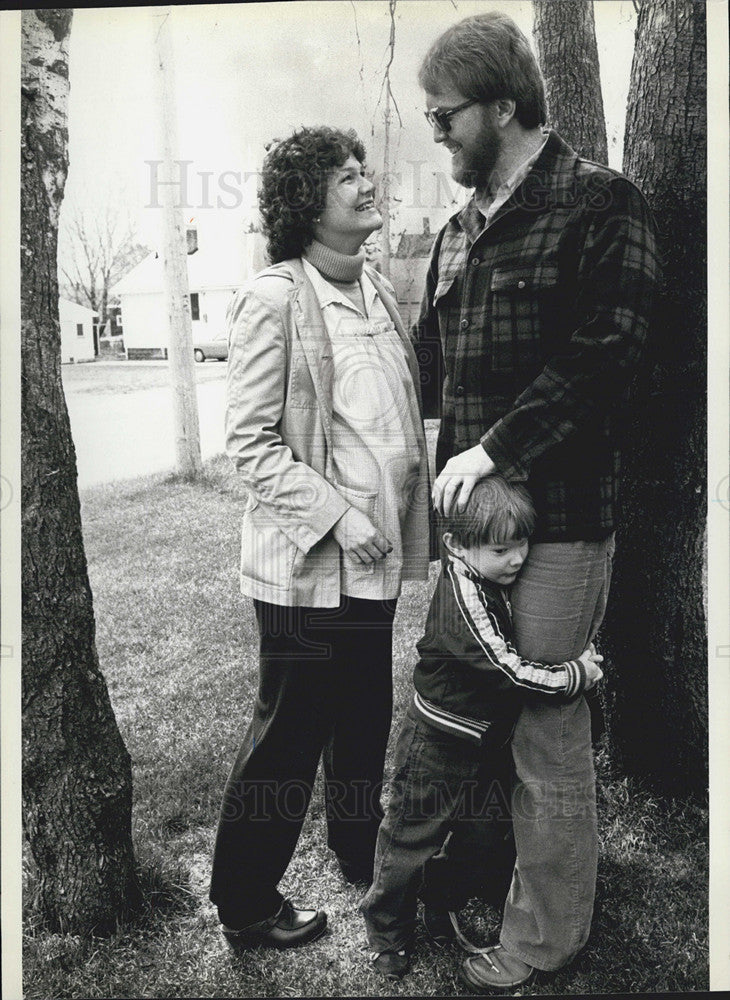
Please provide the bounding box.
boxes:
[424,98,479,133]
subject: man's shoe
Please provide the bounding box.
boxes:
[337,856,373,885]
[370,948,409,980]
[222,899,327,950]
[460,945,536,993]
[422,905,456,946]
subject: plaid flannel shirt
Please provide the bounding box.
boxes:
[414,131,660,541]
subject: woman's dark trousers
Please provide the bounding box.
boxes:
[210,596,396,928]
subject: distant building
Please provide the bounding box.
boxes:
[112,224,267,360]
[390,217,436,329]
[59,298,97,364]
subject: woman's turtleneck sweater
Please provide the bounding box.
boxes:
[303,240,368,314]
[302,238,365,282]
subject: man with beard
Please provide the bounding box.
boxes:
[413,11,659,993]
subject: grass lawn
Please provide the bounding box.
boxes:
[22,455,709,998]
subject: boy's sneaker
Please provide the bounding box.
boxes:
[370,948,409,980]
[423,906,456,946]
[337,856,373,885]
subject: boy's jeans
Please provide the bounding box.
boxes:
[361,704,513,954]
[500,535,615,971]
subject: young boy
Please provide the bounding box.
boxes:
[360,477,603,980]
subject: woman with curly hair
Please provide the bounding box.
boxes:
[209,126,430,950]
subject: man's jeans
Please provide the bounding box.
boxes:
[361,704,513,954]
[500,535,615,971]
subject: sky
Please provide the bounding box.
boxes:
[60,1,638,250]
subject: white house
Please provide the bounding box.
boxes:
[112,223,267,360]
[59,297,97,364]
[389,218,436,330]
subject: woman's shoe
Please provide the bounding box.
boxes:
[370,948,409,980]
[222,899,327,950]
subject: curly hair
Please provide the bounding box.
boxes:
[258,126,367,264]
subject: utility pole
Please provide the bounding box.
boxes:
[152,6,202,477]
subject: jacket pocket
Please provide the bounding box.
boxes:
[240,498,298,591]
[336,484,379,574]
[489,264,559,372]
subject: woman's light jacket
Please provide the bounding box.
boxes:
[225,258,430,607]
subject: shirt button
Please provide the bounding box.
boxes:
[460,318,469,329]
[471,257,480,266]
[517,279,526,289]
[456,385,465,396]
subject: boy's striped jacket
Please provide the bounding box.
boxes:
[413,554,587,747]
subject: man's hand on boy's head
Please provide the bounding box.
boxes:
[432,444,496,516]
[578,644,604,691]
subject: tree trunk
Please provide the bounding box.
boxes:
[100,281,108,327]
[601,0,707,796]
[21,8,141,933]
[532,0,608,163]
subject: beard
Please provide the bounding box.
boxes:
[451,125,503,190]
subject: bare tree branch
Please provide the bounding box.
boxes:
[385,1,403,127]
[58,200,147,322]
[349,0,366,95]
[375,0,403,126]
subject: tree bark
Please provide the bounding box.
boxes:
[21,8,141,933]
[532,0,608,163]
[601,0,707,795]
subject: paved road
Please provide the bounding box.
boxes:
[65,361,440,490]
[65,367,227,488]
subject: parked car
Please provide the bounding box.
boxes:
[193,332,228,362]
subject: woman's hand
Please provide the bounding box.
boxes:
[332,507,392,565]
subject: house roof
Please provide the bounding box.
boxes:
[394,232,435,259]
[59,297,97,320]
[112,232,264,296]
